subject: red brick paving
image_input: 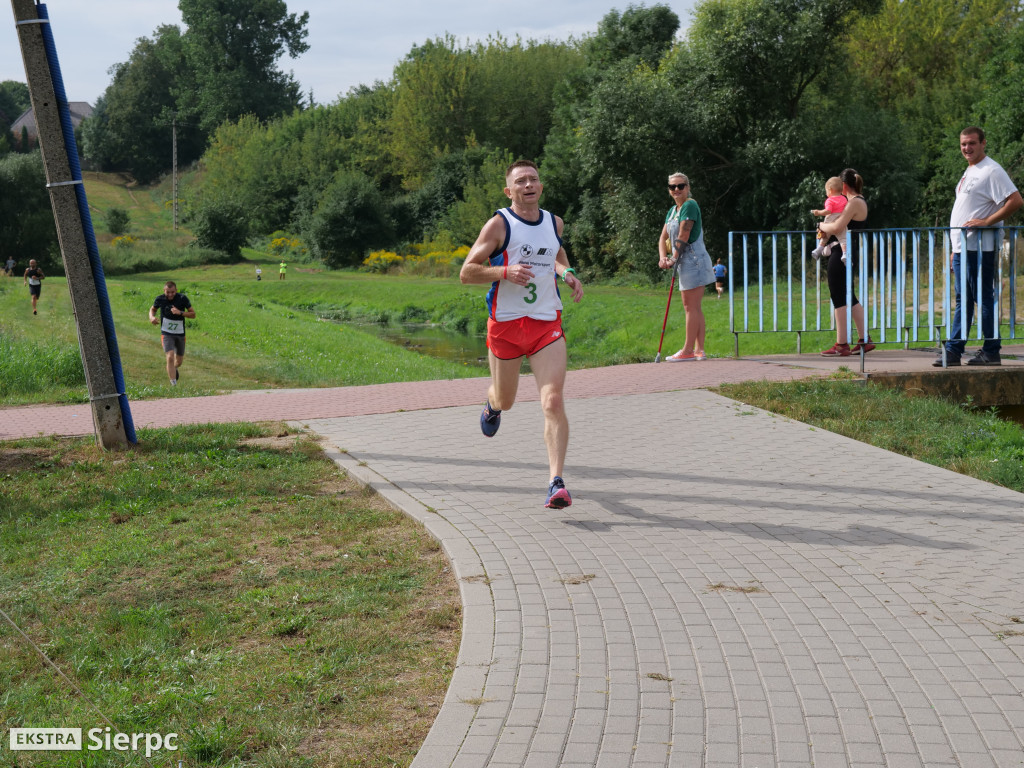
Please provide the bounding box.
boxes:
[0,358,819,441]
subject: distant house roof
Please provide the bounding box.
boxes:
[11,101,93,136]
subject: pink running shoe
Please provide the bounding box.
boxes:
[666,350,698,362]
[545,477,572,509]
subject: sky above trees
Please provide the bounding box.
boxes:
[6,0,1024,280]
[0,0,699,105]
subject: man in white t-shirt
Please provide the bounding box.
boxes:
[936,126,1022,367]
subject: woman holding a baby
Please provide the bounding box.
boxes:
[817,167,873,357]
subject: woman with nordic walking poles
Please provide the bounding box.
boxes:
[657,172,716,362]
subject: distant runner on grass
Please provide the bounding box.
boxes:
[459,159,584,509]
[149,280,195,386]
[24,259,44,315]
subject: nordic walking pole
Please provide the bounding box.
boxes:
[654,269,676,362]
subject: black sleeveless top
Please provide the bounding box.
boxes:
[842,195,868,259]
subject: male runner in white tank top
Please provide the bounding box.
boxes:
[460,159,585,508]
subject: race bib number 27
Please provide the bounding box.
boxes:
[161,317,183,334]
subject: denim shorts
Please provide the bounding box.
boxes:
[676,251,715,291]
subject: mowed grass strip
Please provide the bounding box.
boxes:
[0,274,483,406]
[717,373,1024,493]
[0,423,459,767]
[2,252,884,408]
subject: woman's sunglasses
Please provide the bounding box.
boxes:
[668,183,688,190]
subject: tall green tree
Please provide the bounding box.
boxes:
[541,4,681,275]
[80,0,308,182]
[686,0,874,127]
[302,171,393,268]
[566,0,920,278]
[0,80,31,142]
[848,0,1015,110]
[978,19,1024,177]
[80,25,201,183]
[846,0,1021,224]
[391,147,492,244]
[388,36,473,188]
[386,34,582,189]
[464,37,583,165]
[197,114,291,234]
[193,82,397,238]
[433,148,514,247]
[179,0,309,135]
[0,152,59,271]
[583,3,680,69]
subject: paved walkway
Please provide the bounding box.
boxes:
[0,358,816,440]
[4,353,1024,767]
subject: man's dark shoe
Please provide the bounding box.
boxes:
[480,402,501,437]
[932,354,960,367]
[966,350,1001,366]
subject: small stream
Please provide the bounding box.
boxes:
[336,320,491,368]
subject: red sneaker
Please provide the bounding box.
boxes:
[851,338,875,353]
[820,343,851,357]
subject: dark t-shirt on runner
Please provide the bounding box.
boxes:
[152,293,192,336]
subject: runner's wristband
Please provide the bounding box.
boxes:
[562,267,577,282]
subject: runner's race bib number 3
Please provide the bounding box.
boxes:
[161,317,183,334]
[522,282,537,304]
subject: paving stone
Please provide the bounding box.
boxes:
[10,357,1024,767]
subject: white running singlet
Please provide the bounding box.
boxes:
[485,208,564,322]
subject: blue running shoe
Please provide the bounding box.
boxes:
[480,402,501,437]
[545,476,572,509]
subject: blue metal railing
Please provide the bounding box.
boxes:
[727,227,1021,364]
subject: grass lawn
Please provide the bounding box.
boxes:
[0,260,856,402]
[0,423,459,767]
[0,272,485,406]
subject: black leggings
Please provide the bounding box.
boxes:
[826,240,859,310]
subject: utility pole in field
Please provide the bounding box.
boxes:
[11,0,132,449]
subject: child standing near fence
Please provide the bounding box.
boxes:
[812,177,847,261]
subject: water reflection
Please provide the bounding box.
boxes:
[993,404,1024,427]
[339,321,490,368]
